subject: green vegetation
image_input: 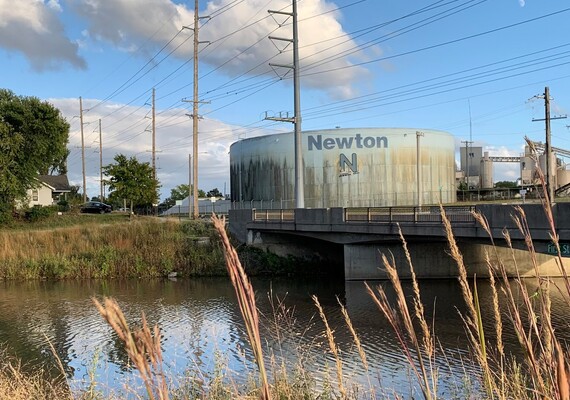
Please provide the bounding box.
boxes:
[0,218,225,280]
[0,89,70,223]
[103,154,160,211]
[160,184,207,209]
[0,216,315,280]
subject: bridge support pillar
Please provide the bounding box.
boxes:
[344,241,569,280]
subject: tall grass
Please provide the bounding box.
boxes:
[0,218,226,279]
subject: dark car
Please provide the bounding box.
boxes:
[80,201,113,214]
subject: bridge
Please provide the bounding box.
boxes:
[229,203,570,280]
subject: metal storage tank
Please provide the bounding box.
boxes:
[230,128,457,208]
[480,152,494,189]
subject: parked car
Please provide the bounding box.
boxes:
[80,201,112,214]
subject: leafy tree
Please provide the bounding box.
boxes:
[0,89,69,221]
[103,154,159,212]
[206,188,223,198]
[161,184,206,209]
[495,180,518,189]
[67,185,84,206]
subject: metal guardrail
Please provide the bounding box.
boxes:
[344,206,475,223]
[251,206,475,223]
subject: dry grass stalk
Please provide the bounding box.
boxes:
[92,297,169,400]
[439,205,477,331]
[365,275,434,399]
[0,359,71,400]
[336,297,368,372]
[312,295,347,399]
[440,206,498,396]
[336,297,377,399]
[524,137,570,291]
[473,190,570,399]
[211,213,270,400]
[397,225,435,362]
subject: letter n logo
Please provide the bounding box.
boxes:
[339,153,358,175]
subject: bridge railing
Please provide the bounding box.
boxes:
[344,206,476,223]
[253,208,295,222]
[250,206,476,224]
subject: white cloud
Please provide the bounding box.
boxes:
[47,0,63,12]
[69,0,370,99]
[0,0,85,70]
[52,97,270,200]
[518,0,525,7]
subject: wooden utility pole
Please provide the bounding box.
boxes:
[545,86,552,201]
[99,119,103,201]
[532,87,567,202]
[79,97,86,203]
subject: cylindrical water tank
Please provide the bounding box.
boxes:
[230,128,457,208]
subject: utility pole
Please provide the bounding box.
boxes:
[152,88,157,216]
[152,87,156,181]
[79,97,86,203]
[266,0,304,209]
[189,154,192,219]
[461,140,473,193]
[182,0,209,219]
[99,119,103,201]
[416,131,424,207]
[192,2,199,220]
[545,86,553,201]
[532,86,567,202]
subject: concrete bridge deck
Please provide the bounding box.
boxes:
[229,203,570,280]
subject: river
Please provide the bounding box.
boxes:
[1,277,569,398]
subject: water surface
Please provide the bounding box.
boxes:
[1,277,569,398]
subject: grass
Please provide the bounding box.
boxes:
[0,217,227,280]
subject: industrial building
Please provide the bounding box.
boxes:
[458,143,570,195]
[229,128,457,208]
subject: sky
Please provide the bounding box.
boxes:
[1,0,569,201]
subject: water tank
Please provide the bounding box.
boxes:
[230,128,457,208]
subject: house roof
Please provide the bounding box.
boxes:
[38,175,71,192]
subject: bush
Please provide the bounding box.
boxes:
[24,205,56,222]
[57,199,70,212]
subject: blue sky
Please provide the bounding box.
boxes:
[1,0,569,200]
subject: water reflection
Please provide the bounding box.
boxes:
[1,277,569,397]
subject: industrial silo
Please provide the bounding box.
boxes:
[230,128,457,208]
[480,152,494,189]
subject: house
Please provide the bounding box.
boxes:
[26,175,72,207]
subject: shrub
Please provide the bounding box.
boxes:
[24,205,57,222]
[57,199,70,212]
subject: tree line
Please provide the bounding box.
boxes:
[0,88,224,222]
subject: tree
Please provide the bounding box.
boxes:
[161,184,206,209]
[206,188,223,199]
[0,89,70,220]
[103,154,159,212]
[495,181,518,189]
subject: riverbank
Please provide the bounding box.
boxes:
[0,215,323,280]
